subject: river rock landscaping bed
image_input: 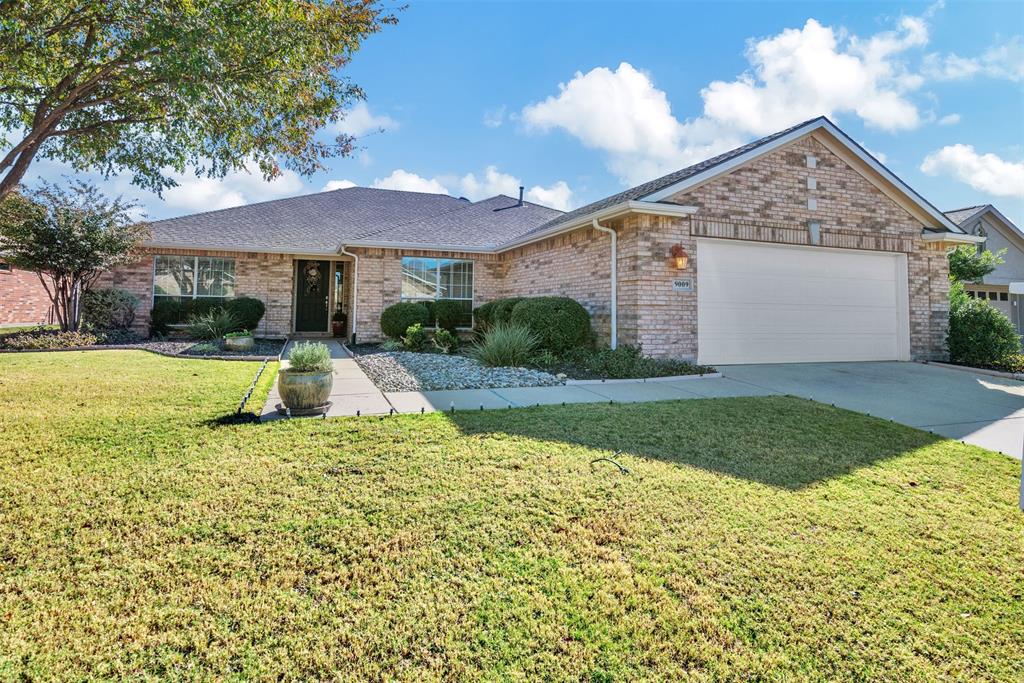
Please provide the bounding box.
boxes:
[0,328,284,360]
[354,350,564,391]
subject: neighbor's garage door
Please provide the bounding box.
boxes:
[696,239,910,365]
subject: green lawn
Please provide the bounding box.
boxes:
[0,351,1021,681]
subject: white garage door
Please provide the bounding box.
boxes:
[696,239,910,365]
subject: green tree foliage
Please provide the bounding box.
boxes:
[0,1,397,198]
[0,181,149,331]
[948,245,1005,283]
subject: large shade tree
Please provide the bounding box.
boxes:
[0,181,150,331]
[0,0,396,199]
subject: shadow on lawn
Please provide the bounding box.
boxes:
[447,395,942,490]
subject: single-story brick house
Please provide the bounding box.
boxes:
[0,261,54,327]
[103,116,979,365]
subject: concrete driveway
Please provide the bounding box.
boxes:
[722,362,1024,459]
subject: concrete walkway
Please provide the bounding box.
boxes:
[261,344,773,421]
[261,339,391,419]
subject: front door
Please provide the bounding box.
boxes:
[295,260,329,332]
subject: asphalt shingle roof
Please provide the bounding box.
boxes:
[352,195,564,249]
[147,187,470,253]
[514,117,827,241]
[943,205,988,226]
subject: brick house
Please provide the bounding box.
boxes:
[0,261,54,327]
[104,116,979,364]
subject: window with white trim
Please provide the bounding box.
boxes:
[400,257,474,327]
[153,255,235,302]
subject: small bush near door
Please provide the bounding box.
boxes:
[432,299,464,332]
[225,297,266,332]
[381,302,429,339]
[469,323,539,367]
[510,296,591,354]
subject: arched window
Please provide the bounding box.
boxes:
[974,222,987,254]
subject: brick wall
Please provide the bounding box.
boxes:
[498,225,617,345]
[349,248,505,342]
[100,249,297,337]
[0,265,55,326]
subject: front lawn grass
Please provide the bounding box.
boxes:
[0,350,1021,681]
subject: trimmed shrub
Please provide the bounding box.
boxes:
[402,322,429,351]
[994,353,1024,373]
[510,296,591,354]
[0,329,100,350]
[470,323,539,367]
[82,288,139,330]
[473,300,498,333]
[188,298,224,318]
[380,339,404,352]
[380,302,429,339]
[562,345,712,379]
[288,341,332,373]
[150,298,184,336]
[186,310,241,340]
[491,297,525,325]
[225,297,266,332]
[948,296,1020,367]
[433,299,464,331]
[432,328,459,354]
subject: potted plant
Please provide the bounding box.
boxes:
[223,329,255,351]
[331,308,347,337]
[277,341,333,414]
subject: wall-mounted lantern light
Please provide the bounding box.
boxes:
[670,244,689,270]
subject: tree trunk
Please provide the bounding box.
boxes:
[0,137,46,199]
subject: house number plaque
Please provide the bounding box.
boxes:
[672,278,693,293]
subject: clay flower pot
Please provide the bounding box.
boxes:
[278,369,333,410]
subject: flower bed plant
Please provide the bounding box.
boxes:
[532,345,715,380]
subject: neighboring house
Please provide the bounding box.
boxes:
[943,204,1024,333]
[0,261,54,327]
[101,116,978,365]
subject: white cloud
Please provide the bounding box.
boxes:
[332,102,398,137]
[322,179,357,191]
[920,144,1024,198]
[158,161,305,213]
[521,9,948,186]
[924,36,1024,82]
[365,165,575,210]
[525,181,573,211]
[371,169,448,194]
[483,106,506,128]
[455,165,575,210]
[938,113,961,125]
[858,142,888,164]
[458,165,520,199]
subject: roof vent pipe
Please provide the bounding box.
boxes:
[518,186,524,206]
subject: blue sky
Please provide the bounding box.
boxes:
[34,0,1024,226]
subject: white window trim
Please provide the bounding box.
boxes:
[399,257,475,328]
[151,254,236,304]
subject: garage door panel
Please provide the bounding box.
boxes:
[699,333,900,364]
[700,276,899,308]
[697,240,909,365]
[701,304,899,336]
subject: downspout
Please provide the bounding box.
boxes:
[339,245,359,344]
[591,219,617,350]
